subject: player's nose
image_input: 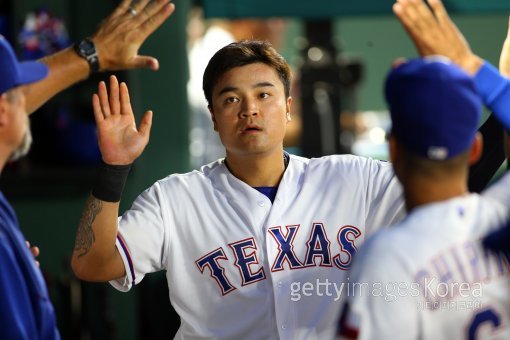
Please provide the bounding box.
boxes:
[239,98,259,118]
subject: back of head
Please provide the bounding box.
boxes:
[0,35,48,95]
[385,56,481,162]
[202,40,291,106]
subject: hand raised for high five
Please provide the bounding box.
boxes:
[93,76,152,165]
[92,0,175,71]
[393,0,483,75]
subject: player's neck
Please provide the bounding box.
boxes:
[403,177,469,212]
[224,150,287,187]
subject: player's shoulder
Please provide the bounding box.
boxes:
[140,160,224,198]
[300,153,389,169]
[361,194,486,260]
[158,160,223,183]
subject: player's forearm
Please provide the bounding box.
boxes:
[26,47,90,115]
[474,61,510,132]
[71,195,125,282]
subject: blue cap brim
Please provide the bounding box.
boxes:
[16,60,49,87]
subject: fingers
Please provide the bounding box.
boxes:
[92,94,104,123]
[109,75,120,115]
[92,0,174,71]
[98,81,111,118]
[131,0,151,14]
[133,55,159,71]
[428,0,460,46]
[428,0,449,26]
[393,0,437,55]
[139,110,153,138]
[136,1,175,42]
[31,246,40,257]
[119,82,134,115]
[94,76,122,120]
[25,241,40,258]
[111,0,133,18]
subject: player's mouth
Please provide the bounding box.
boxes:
[240,124,263,134]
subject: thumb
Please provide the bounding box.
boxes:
[133,55,160,71]
[139,110,153,138]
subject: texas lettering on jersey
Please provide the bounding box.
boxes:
[195,223,362,295]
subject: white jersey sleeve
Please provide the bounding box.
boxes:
[363,159,404,235]
[110,180,170,291]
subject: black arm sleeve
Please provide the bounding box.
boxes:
[468,114,505,193]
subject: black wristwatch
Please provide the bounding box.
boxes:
[74,38,100,73]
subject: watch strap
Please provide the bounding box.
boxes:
[74,39,100,73]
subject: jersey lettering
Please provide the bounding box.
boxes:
[229,238,266,286]
[333,226,362,270]
[269,225,304,271]
[196,223,364,296]
[195,247,236,295]
[468,308,501,340]
[304,223,332,267]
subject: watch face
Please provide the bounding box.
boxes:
[79,39,95,54]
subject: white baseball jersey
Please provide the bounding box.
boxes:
[339,173,510,340]
[110,154,405,339]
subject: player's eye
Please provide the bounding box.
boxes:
[259,92,271,99]
[224,96,239,104]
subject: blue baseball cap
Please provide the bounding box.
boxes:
[0,35,48,94]
[385,56,481,160]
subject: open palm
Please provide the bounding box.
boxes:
[93,75,152,165]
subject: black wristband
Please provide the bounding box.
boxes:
[92,162,132,202]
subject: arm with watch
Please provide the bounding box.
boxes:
[25,0,175,114]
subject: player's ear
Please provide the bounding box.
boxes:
[285,97,292,122]
[208,105,218,131]
[468,132,483,165]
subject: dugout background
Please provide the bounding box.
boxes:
[2,0,509,338]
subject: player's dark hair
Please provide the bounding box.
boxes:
[203,40,291,107]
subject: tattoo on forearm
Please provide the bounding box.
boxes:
[75,195,102,258]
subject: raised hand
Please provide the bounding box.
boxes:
[393,0,483,75]
[500,17,510,77]
[93,75,152,165]
[92,0,175,71]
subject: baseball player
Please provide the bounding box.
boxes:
[71,2,510,340]
[0,36,56,339]
[337,5,510,340]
